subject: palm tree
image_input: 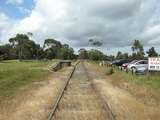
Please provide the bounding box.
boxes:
[131,39,144,59]
[132,40,140,53]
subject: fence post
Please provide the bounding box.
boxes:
[126,69,128,73]
[131,69,134,75]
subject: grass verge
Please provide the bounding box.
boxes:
[113,69,160,89]
[0,60,54,100]
[89,61,160,89]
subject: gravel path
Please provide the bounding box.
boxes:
[53,62,111,120]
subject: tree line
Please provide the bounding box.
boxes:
[0,35,159,61]
[114,40,159,60]
[78,40,159,61]
[0,34,76,60]
[78,48,107,61]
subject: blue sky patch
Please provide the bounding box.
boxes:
[0,0,35,19]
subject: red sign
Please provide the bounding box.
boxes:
[149,57,160,71]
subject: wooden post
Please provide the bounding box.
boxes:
[126,69,128,73]
[131,69,134,75]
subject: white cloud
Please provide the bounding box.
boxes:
[6,0,24,5]
[0,13,9,28]
[1,0,160,53]
[0,13,13,44]
[0,0,70,44]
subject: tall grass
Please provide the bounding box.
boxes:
[117,70,160,89]
[89,61,160,89]
[0,60,53,100]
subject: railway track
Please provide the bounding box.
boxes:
[47,61,116,120]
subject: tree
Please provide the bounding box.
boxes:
[107,55,115,61]
[123,53,129,59]
[43,39,62,59]
[0,34,77,60]
[132,40,140,53]
[116,51,123,59]
[78,48,88,59]
[88,39,103,46]
[58,44,74,60]
[0,44,12,60]
[9,34,44,60]
[147,47,158,57]
[88,49,104,61]
[131,40,144,59]
[115,51,129,59]
[27,32,33,37]
[9,34,30,60]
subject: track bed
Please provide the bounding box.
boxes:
[52,62,112,120]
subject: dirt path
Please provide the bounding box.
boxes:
[0,67,73,120]
[53,62,111,120]
[85,62,160,120]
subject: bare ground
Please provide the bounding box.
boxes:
[53,63,111,120]
[1,61,160,120]
[85,62,160,120]
[0,67,73,120]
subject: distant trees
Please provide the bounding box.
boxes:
[58,44,75,60]
[78,48,106,61]
[131,40,144,59]
[88,49,105,61]
[107,55,115,61]
[147,47,158,57]
[88,39,103,46]
[123,53,129,59]
[116,51,123,59]
[0,44,12,60]
[43,39,75,60]
[84,39,105,61]
[116,51,129,59]
[78,39,160,61]
[1,34,160,62]
[0,33,75,61]
[114,40,160,60]
[9,34,42,60]
[43,39,62,59]
[78,48,88,59]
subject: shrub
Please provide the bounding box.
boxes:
[106,68,114,75]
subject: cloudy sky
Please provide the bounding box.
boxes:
[0,0,160,54]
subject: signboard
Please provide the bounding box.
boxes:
[148,57,160,71]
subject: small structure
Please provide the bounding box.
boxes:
[59,60,72,68]
[52,60,72,72]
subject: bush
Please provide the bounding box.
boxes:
[106,68,114,75]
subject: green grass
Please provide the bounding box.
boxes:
[116,70,160,89]
[89,61,160,89]
[0,60,54,99]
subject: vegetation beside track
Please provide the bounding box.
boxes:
[0,60,54,100]
[111,68,160,89]
[89,61,160,89]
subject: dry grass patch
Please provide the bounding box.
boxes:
[53,63,110,120]
[85,61,160,120]
[0,67,73,120]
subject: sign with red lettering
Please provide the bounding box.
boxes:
[149,57,160,71]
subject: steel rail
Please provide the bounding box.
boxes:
[47,61,80,120]
[47,60,115,120]
[82,62,117,120]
